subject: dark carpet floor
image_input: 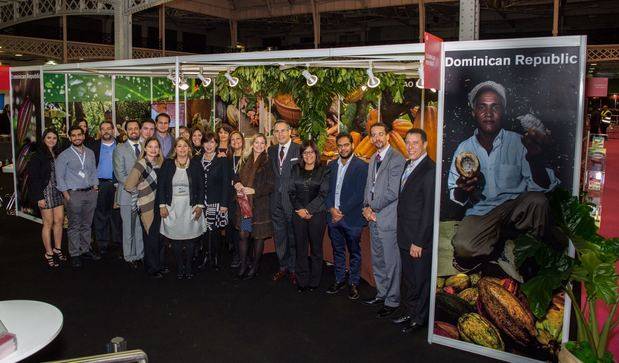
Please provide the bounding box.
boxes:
[0,185,496,362]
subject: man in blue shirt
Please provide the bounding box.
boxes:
[55,125,100,268]
[448,81,559,280]
[89,121,121,255]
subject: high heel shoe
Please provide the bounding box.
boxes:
[45,252,58,268]
[52,248,66,261]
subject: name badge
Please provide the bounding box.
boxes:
[78,171,86,178]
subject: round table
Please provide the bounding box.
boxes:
[0,300,63,363]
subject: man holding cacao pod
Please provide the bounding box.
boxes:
[361,123,405,318]
[447,81,559,281]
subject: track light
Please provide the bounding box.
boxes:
[197,71,211,87]
[178,75,189,91]
[225,71,239,87]
[301,69,318,87]
[167,71,176,84]
[416,65,424,89]
[366,67,380,88]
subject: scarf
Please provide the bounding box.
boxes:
[134,159,159,215]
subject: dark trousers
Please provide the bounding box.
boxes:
[142,212,164,275]
[172,238,195,275]
[327,219,363,286]
[293,212,326,288]
[272,194,296,272]
[400,247,432,324]
[227,199,240,264]
[93,179,121,250]
[66,189,97,257]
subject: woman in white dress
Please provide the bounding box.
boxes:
[158,137,205,279]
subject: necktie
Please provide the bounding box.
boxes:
[375,153,382,171]
[279,146,285,168]
[401,163,414,190]
[133,143,140,158]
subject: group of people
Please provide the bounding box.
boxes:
[28,113,436,334]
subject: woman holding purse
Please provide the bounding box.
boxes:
[234,133,274,280]
[124,137,165,279]
[158,137,205,280]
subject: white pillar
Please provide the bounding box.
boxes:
[114,0,132,59]
[459,0,480,41]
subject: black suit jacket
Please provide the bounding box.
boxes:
[195,154,230,206]
[157,158,205,207]
[325,156,368,227]
[396,156,436,250]
[268,142,300,214]
[27,150,54,203]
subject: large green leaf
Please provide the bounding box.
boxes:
[521,271,566,319]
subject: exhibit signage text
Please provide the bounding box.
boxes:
[445,52,578,68]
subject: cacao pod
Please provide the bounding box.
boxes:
[458,313,505,351]
[458,288,479,306]
[365,109,379,134]
[350,131,362,148]
[443,286,456,295]
[435,292,475,324]
[477,278,537,346]
[445,273,470,292]
[392,119,413,138]
[437,277,445,289]
[388,130,407,157]
[434,321,460,340]
[353,135,376,159]
[470,273,482,286]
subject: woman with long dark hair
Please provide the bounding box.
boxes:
[289,140,330,292]
[216,124,233,158]
[125,137,166,278]
[227,130,244,268]
[197,131,230,271]
[158,137,205,279]
[28,128,66,267]
[234,133,274,279]
[190,127,204,157]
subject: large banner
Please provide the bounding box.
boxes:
[430,37,585,362]
[11,70,43,220]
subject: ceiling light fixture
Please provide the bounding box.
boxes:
[197,70,211,87]
[301,68,318,87]
[45,60,57,65]
[178,74,189,91]
[366,65,381,88]
[14,53,22,57]
[225,71,239,87]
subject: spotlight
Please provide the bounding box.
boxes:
[178,75,189,91]
[301,69,318,87]
[45,60,57,65]
[225,71,239,87]
[416,64,424,89]
[366,67,380,88]
[167,71,176,85]
[197,71,211,87]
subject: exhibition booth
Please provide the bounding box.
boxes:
[9,35,599,362]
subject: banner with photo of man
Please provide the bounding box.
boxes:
[430,37,586,361]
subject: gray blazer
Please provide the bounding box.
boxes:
[113,141,139,206]
[363,146,405,232]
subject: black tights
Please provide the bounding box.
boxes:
[201,229,221,268]
[238,231,264,275]
[172,238,196,275]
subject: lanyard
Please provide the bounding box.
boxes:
[71,146,86,171]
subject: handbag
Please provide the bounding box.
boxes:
[237,193,253,218]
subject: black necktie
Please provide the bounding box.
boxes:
[375,153,382,171]
[133,143,140,158]
[279,146,285,170]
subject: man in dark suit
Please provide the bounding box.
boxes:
[394,128,436,334]
[268,120,301,284]
[325,133,368,300]
[88,121,121,255]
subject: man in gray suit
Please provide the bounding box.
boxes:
[362,122,405,318]
[113,120,144,269]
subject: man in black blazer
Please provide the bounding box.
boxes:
[394,128,436,334]
[88,121,121,255]
[325,134,368,300]
[268,120,301,283]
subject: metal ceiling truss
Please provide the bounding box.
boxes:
[0,0,172,29]
[587,45,619,63]
[0,33,186,61]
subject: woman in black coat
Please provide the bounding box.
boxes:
[289,140,330,291]
[196,131,230,270]
[28,128,66,267]
[158,137,205,279]
[227,130,245,268]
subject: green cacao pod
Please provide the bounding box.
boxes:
[458,287,479,306]
[458,313,505,351]
[445,273,470,292]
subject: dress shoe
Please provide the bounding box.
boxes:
[127,261,140,269]
[81,251,101,261]
[392,314,412,325]
[401,321,424,334]
[348,285,360,300]
[326,281,346,295]
[160,267,170,274]
[289,272,298,285]
[362,297,385,306]
[308,286,318,292]
[71,256,82,269]
[376,306,398,318]
[297,286,307,293]
[272,270,287,282]
[176,273,184,280]
[149,272,164,279]
[243,271,257,280]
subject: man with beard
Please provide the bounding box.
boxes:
[89,121,121,255]
[113,120,144,269]
[448,81,559,280]
[55,125,100,268]
[362,123,405,318]
[325,133,368,300]
[155,113,174,158]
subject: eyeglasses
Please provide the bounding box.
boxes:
[336,143,351,148]
[302,150,316,156]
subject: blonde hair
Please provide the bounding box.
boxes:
[169,136,191,160]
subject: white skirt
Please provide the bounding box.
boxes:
[160,195,206,240]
